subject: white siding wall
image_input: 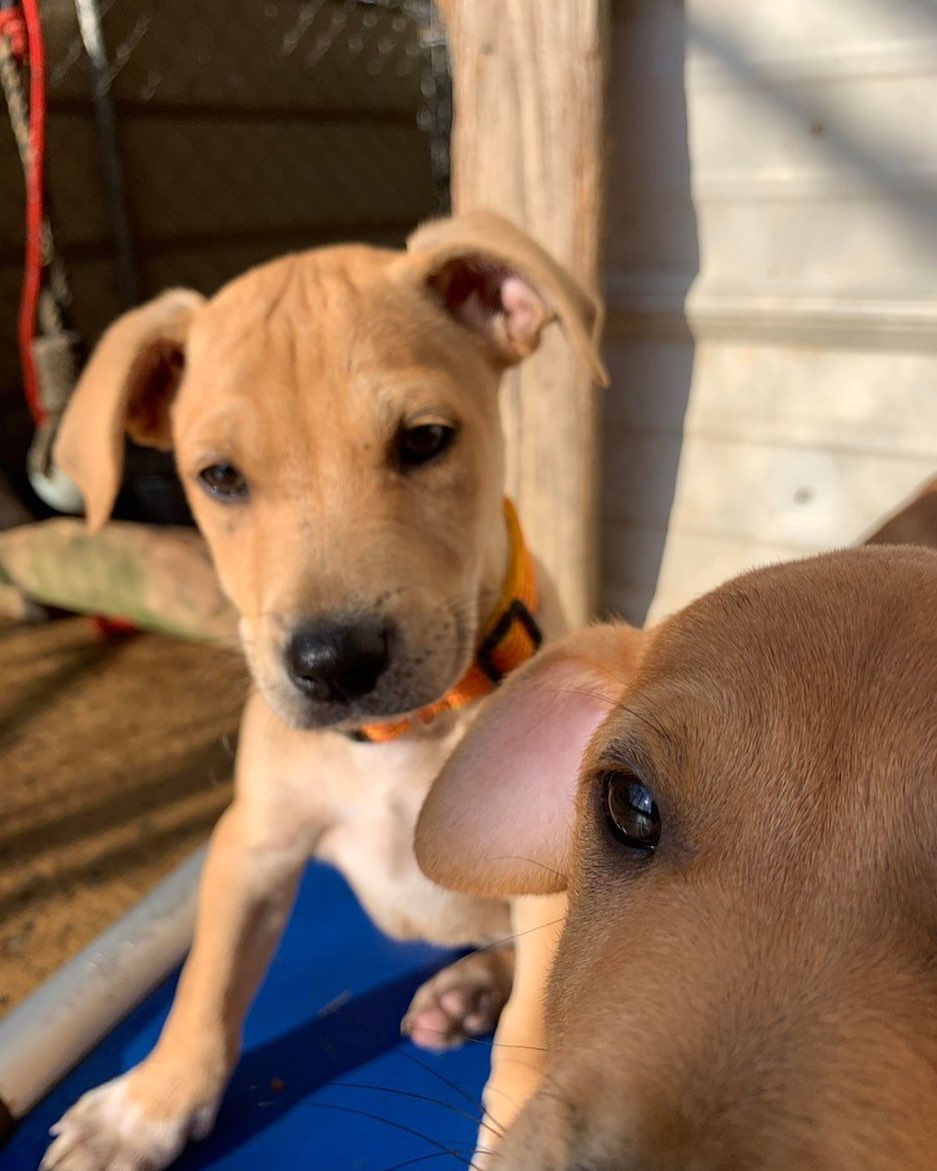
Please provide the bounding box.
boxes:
[602,0,937,623]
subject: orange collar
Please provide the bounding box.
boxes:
[354,498,542,743]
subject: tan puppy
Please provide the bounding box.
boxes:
[418,546,937,1169]
[41,212,607,1171]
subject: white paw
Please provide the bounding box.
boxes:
[40,1074,220,1171]
[401,944,515,1052]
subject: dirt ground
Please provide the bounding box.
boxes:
[0,616,245,1014]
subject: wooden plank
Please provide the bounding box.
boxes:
[664,437,935,545]
[599,334,937,623]
[438,0,609,624]
[604,339,937,454]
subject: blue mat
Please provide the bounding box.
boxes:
[4,863,490,1170]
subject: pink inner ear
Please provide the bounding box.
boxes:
[416,656,619,897]
[500,275,549,355]
[428,256,550,363]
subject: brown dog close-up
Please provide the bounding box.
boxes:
[39,211,607,1171]
[417,544,937,1169]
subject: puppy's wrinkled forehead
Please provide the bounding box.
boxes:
[184,245,478,402]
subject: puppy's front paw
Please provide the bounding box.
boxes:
[40,1071,220,1171]
[402,944,515,1052]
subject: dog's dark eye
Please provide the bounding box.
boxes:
[602,771,661,853]
[198,463,249,501]
[398,423,455,469]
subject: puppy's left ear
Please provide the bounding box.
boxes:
[405,210,609,386]
[54,289,204,532]
[415,624,643,899]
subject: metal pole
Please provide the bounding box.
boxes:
[0,846,204,1126]
[74,0,138,309]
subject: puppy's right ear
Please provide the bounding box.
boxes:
[416,624,644,898]
[54,289,204,532]
[404,210,609,386]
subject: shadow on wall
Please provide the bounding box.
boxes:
[602,0,937,624]
[687,0,937,258]
[601,0,699,625]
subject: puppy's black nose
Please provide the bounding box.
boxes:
[284,620,391,703]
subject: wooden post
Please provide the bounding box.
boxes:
[438,0,609,625]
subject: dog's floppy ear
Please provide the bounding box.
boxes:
[54,288,205,533]
[405,210,609,386]
[416,623,644,898]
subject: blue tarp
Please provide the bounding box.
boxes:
[5,862,490,1170]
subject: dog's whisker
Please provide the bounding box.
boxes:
[472,917,566,953]
[617,702,672,742]
[298,1101,476,1165]
[476,1085,526,1138]
[397,1018,547,1056]
[549,679,614,702]
[467,1036,548,1055]
[551,680,674,747]
[330,1080,487,1129]
[349,1017,487,1114]
[490,854,569,886]
[380,1149,479,1171]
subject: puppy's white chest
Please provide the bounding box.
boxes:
[315,747,508,946]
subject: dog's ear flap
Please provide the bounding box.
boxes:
[54,289,204,533]
[415,623,644,898]
[405,211,609,386]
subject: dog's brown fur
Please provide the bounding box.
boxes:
[41,212,606,1171]
[417,546,937,1169]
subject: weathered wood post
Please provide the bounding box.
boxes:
[437,0,609,625]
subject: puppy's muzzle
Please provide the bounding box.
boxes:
[284,618,391,704]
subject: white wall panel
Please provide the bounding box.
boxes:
[603,0,937,623]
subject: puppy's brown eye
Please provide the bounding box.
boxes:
[398,423,456,469]
[602,772,660,853]
[198,463,248,501]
